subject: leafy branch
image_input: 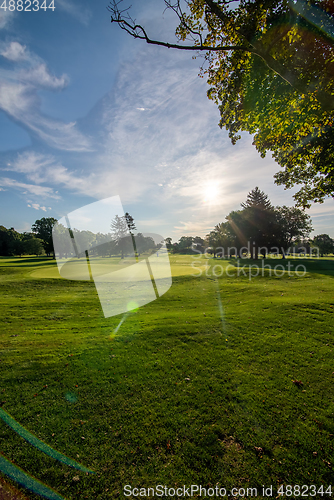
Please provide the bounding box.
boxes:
[107,0,249,52]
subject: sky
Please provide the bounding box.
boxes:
[0,0,333,241]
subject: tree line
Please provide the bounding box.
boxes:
[1,191,333,259]
[0,214,161,259]
[54,212,161,260]
[0,218,56,257]
[165,188,334,259]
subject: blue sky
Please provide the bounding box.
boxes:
[0,0,333,241]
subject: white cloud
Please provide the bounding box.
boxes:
[0,81,36,114]
[0,177,60,198]
[5,151,138,201]
[97,50,283,213]
[0,80,92,151]
[29,203,48,211]
[0,42,92,151]
[1,41,27,61]
[82,45,319,239]
[19,63,68,90]
[6,151,50,177]
[0,10,15,30]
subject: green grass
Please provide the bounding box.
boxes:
[0,254,334,499]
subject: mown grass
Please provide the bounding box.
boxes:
[0,254,334,499]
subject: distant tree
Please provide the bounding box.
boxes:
[72,229,95,257]
[52,224,74,259]
[275,206,313,257]
[0,226,22,256]
[211,222,236,257]
[110,214,131,259]
[193,236,205,254]
[31,217,57,258]
[172,242,180,254]
[93,232,117,257]
[313,234,334,257]
[165,237,173,251]
[11,237,25,257]
[205,230,221,257]
[135,233,157,255]
[178,236,193,253]
[25,238,44,256]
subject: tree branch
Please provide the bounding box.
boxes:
[164,0,204,46]
[108,0,334,111]
[107,0,249,52]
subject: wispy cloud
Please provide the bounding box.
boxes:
[19,63,68,90]
[0,177,60,198]
[0,10,15,30]
[1,41,27,61]
[94,48,284,232]
[0,42,92,151]
[1,42,68,88]
[1,45,298,236]
[3,150,150,203]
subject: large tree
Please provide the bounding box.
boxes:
[274,205,313,255]
[226,187,278,259]
[109,0,334,207]
[31,217,57,258]
[211,188,312,258]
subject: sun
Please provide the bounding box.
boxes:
[203,182,219,203]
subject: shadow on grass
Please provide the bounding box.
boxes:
[0,257,56,268]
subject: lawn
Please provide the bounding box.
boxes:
[0,254,334,500]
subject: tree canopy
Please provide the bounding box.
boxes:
[109,0,334,207]
[31,217,57,257]
[313,233,334,256]
[206,187,313,258]
[0,226,49,257]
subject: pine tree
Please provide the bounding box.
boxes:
[124,212,136,235]
[110,215,129,259]
[237,188,275,259]
[124,212,138,261]
[241,187,273,210]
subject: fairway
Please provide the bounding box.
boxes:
[0,254,334,500]
[29,255,210,280]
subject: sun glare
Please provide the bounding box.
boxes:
[203,182,219,203]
